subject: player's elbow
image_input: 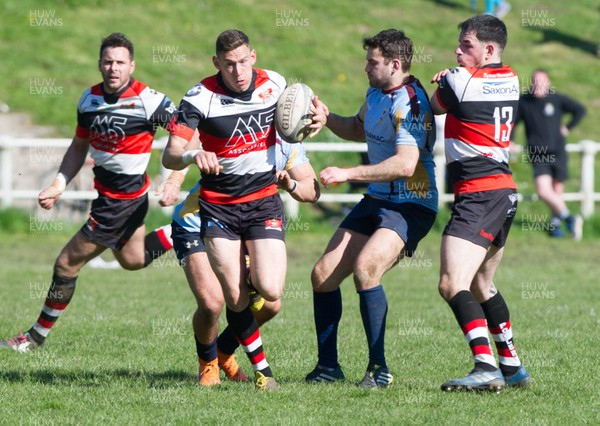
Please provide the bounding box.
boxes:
[161,155,174,169]
[308,180,321,203]
[402,164,417,178]
[161,150,184,170]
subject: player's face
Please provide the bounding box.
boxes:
[455,32,487,68]
[364,48,393,90]
[213,44,257,93]
[99,46,135,94]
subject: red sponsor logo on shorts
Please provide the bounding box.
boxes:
[264,218,283,231]
[86,215,99,231]
[479,229,494,241]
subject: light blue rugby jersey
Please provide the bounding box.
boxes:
[172,138,310,231]
[359,76,438,212]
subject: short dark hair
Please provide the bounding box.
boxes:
[458,14,507,51]
[100,32,134,60]
[215,29,250,55]
[363,29,413,72]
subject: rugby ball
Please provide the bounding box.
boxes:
[275,83,314,143]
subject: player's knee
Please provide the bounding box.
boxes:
[354,255,387,290]
[353,263,377,288]
[265,299,282,316]
[54,255,80,277]
[438,276,454,301]
[197,301,222,322]
[197,310,219,325]
[311,262,326,291]
[115,252,146,270]
[196,296,225,317]
[260,286,283,302]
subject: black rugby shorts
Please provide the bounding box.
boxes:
[199,194,286,242]
[444,188,518,249]
[80,193,148,251]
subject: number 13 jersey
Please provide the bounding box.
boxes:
[435,64,519,194]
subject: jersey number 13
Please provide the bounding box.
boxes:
[493,106,513,143]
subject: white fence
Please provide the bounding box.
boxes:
[0,136,599,218]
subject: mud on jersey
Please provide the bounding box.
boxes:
[76,79,176,199]
[171,69,286,205]
[436,65,519,194]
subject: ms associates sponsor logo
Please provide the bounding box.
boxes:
[482,82,519,96]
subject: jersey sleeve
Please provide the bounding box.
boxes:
[135,86,178,133]
[75,114,89,138]
[514,96,524,127]
[356,101,367,123]
[150,95,178,130]
[170,84,206,142]
[75,89,91,138]
[435,68,460,111]
[277,138,310,171]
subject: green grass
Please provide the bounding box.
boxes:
[0,220,599,424]
[1,0,600,423]
[2,0,599,221]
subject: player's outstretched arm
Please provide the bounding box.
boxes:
[326,112,365,142]
[38,135,89,210]
[312,96,365,142]
[320,144,419,188]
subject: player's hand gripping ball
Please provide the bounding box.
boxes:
[275,83,314,143]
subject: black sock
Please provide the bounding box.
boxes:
[28,274,77,344]
[481,292,521,376]
[313,289,342,369]
[216,326,239,356]
[194,335,217,362]
[226,307,272,377]
[448,290,497,372]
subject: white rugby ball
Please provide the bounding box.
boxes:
[275,83,314,143]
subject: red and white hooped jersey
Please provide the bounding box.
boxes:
[171,68,286,205]
[76,79,177,199]
[436,64,519,194]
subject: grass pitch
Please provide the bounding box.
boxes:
[0,0,599,423]
[0,217,599,425]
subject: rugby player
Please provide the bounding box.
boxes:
[306,29,438,388]
[163,133,319,386]
[430,14,530,391]
[1,33,176,353]
[163,29,324,390]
